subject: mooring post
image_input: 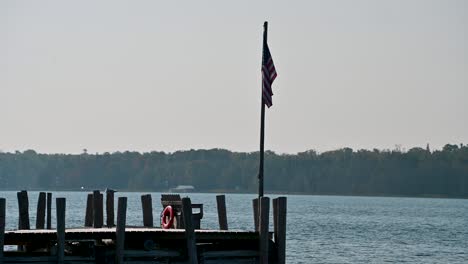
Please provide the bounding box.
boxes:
[274,197,287,264]
[259,197,270,264]
[56,198,66,264]
[36,192,46,229]
[106,189,115,227]
[46,192,52,229]
[0,198,6,262]
[93,190,103,228]
[141,194,153,227]
[216,195,228,230]
[85,193,93,227]
[252,198,259,231]
[17,190,30,230]
[115,197,127,264]
[182,197,198,264]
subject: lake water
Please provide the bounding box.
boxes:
[1,191,467,263]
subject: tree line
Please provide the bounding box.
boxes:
[0,144,467,198]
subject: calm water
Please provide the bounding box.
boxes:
[1,191,467,263]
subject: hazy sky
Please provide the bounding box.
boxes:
[1,0,467,154]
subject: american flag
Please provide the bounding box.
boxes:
[262,42,277,108]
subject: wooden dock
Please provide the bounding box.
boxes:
[0,192,287,264]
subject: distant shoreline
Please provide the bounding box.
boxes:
[0,188,466,200]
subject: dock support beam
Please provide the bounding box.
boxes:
[0,198,5,262]
[141,194,153,227]
[46,193,52,229]
[259,197,270,264]
[273,197,287,264]
[106,189,115,227]
[17,191,30,230]
[182,197,198,264]
[216,195,228,230]
[116,197,127,264]
[36,192,46,229]
[93,190,103,228]
[252,198,259,231]
[84,193,93,227]
[56,198,66,264]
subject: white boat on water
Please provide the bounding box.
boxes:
[169,185,195,193]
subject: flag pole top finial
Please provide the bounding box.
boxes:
[264,21,268,28]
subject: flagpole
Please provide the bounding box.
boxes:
[258,21,268,200]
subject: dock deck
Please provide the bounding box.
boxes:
[4,227,264,245]
[0,192,286,263]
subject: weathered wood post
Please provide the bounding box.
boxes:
[106,189,115,227]
[273,197,287,264]
[17,191,30,230]
[46,192,52,229]
[182,197,198,264]
[141,194,153,227]
[252,198,259,231]
[56,198,66,264]
[93,190,103,228]
[259,197,270,264]
[36,192,46,229]
[216,195,228,230]
[0,198,5,262]
[115,197,127,264]
[84,193,93,227]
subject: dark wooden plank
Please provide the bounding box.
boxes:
[201,250,258,258]
[259,197,269,264]
[124,249,180,258]
[203,259,256,264]
[46,193,52,229]
[92,191,103,228]
[182,198,197,264]
[106,189,115,227]
[275,197,287,264]
[141,194,153,227]
[4,228,264,246]
[0,198,5,262]
[216,195,228,230]
[36,192,46,229]
[2,255,94,263]
[17,191,30,230]
[84,194,93,227]
[116,197,127,264]
[56,198,66,264]
[252,198,259,232]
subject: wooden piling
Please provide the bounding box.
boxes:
[46,192,52,229]
[252,198,259,231]
[36,192,46,229]
[93,190,103,228]
[216,195,228,230]
[259,197,270,264]
[0,198,5,262]
[84,193,93,227]
[56,198,66,264]
[274,197,287,264]
[106,189,115,227]
[141,194,153,227]
[182,197,198,264]
[115,197,127,264]
[17,191,30,230]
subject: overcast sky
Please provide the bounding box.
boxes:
[1,0,467,154]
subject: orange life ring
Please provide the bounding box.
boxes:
[161,206,174,229]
